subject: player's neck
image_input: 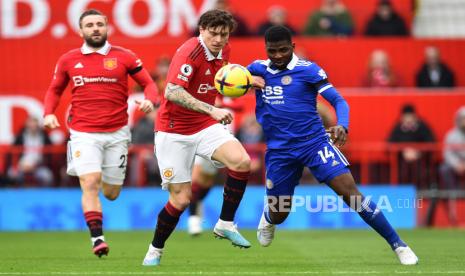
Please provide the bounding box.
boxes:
[85,44,104,52]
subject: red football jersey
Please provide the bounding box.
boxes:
[44,42,157,132]
[156,37,230,135]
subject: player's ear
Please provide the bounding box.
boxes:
[292,43,296,50]
[78,29,84,39]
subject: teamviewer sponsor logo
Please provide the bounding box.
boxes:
[72,75,117,87]
[197,83,215,93]
[72,76,84,86]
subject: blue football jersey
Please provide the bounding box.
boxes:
[247,54,334,149]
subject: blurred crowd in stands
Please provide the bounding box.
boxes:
[217,0,457,88]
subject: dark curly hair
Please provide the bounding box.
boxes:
[198,9,237,33]
[265,25,292,43]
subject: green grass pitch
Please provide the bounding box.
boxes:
[1,229,464,275]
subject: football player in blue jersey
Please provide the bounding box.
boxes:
[247,25,418,265]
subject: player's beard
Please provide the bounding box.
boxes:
[84,33,107,48]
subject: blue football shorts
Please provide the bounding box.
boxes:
[264,138,350,196]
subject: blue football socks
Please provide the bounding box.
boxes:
[357,197,406,250]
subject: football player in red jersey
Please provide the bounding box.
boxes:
[142,9,262,266]
[43,9,158,258]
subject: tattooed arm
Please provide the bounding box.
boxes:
[165,82,214,114]
[165,82,233,124]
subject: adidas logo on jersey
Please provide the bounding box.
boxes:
[74,62,84,68]
[331,160,340,167]
[205,69,211,75]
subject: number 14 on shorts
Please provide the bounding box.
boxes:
[317,146,335,164]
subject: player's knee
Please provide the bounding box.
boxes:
[103,189,120,201]
[229,154,251,172]
[172,197,190,210]
[170,189,191,210]
[331,174,357,192]
[80,176,100,195]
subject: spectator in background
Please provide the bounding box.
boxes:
[215,0,250,37]
[363,49,399,87]
[151,56,171,94]
[7,116,53,186]
[130,110,161,186]
[303,0,353,37]
[439,107,465,225]
[441,107,465,187]
[257,5,297,36]
[388,104,436,186]
[364,0,409,36]
[191,0,251,37]
[134,56,170,98]
[416,46,455,88]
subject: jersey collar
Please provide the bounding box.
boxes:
[198,35,223,61]
[81,41,111,55]
[265,54,299,74]
[287,54,299,70]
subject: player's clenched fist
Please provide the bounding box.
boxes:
[210,107,233,125]
[326,125,348,147]
[135,99,155,114]
[43,114,60,129]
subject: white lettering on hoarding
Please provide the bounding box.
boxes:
[0,96,43,143]
[1,0,50,38]
[0,94,146,143]
[114,0,165,38]
[1,0,215,39]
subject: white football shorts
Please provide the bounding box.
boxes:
[155,123,237,189]
[67,126,131,185]
[194,155,218,175]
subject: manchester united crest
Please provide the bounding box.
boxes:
[103,58,117,70]
[162,168,174,180]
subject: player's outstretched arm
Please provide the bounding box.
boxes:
[252,76,265,89]
[43,57,69,129]
[165,83,233,124]
[131,68,159,112]
[320,86,349,147]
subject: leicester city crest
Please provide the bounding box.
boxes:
[281,75,292,85]
[266,179,274,189]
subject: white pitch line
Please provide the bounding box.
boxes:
[0,272,465,275]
